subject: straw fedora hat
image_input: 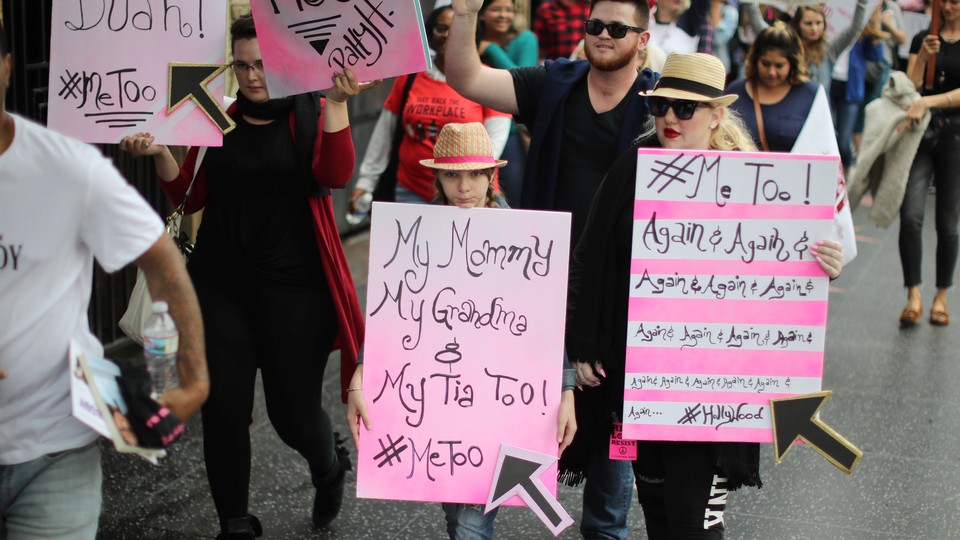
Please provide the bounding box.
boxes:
[641,53,738,107]
[419,122,508,170]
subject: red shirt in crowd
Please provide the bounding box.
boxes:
[533,0,592,60]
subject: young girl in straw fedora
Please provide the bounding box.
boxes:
[347,122,578,539]
[423,122,509,209]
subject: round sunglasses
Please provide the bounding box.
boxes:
[647,97,712,120]
[583,19,645,39]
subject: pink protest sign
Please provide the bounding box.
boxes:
[48,0,227,145]
[248,0,431,99]
[357,203,571,505]
[622,149,839,444]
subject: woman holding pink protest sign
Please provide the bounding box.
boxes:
[120,14,371,539]
[565,53,844,539]
[346,122,577,540]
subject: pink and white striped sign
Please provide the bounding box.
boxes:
[357,203,571,504]
[622,149,839,443]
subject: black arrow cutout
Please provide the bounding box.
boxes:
[771,391,863,474]
[486,446,574,536]
[167,63,235,134]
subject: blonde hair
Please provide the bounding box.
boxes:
[745,21,808,86]
[432,168,502,208]
[709,107,758,152]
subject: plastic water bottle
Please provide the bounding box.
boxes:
[142,301,180,397]
[346,192,373,226]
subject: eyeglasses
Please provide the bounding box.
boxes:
[231,60,264,73]
[583,19,645,39]
[647,97,711,120]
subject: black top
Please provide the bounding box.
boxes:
[513,67,635,245]
[726,79,820,152]
[911,30,960,110]
[189,116,324,289]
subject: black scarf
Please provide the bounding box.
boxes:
[235,91,294,120]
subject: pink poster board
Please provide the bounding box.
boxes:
[47,0,227,145]
[248,0,431,99]
[357,203,571,505]
[622,149,839,444]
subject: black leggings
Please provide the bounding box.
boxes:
[899,125,960,289]
[632,441,728,539]
[192,272,339,528]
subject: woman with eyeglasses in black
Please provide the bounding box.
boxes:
[568,53,844,538]
[120,14,372,539]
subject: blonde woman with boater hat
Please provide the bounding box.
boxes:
[347,122,578,540]
[564,53,844,539]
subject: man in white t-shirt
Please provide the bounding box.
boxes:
[0,22,208,539]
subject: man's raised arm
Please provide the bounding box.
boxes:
[447,0,521,115]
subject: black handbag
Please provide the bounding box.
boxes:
[922,112,945,144]
[372,73,418,202]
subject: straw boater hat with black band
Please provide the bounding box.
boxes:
[419,122,508,170]
[641,53,738,107]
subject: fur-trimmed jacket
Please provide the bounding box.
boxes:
[849,70,930,227]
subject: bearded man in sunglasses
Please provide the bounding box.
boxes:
[445,1,657,538]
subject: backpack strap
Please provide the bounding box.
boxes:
[295,91,328,197]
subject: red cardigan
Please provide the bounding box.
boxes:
[160,100,365,403]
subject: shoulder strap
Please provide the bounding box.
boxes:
[751,80,770,151]
[393,73,417,151]
[295,92,328,197]
[400,73,418,106]
[371,74,418,203]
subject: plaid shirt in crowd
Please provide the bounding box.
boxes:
[533,0,592,60]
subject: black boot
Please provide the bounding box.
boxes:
[216,514,262,540]
[312,433,352,529]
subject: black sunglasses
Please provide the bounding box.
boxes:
[583,19,644,39]
[647,97,710,120]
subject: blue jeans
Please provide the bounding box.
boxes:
[830,80,860,169]
[0,442,102,540]
[441,503,499,540]
[580,444,634,540]
[395,184,430,204]
[497,130,527,206]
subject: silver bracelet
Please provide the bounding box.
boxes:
[346,387,363,392]
[947,94,954,107]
